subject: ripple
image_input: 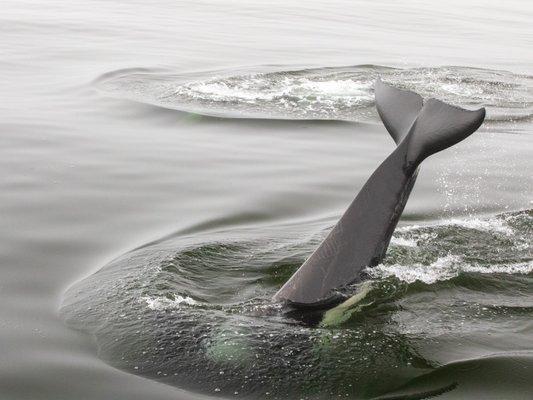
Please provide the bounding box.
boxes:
[61,210,532,398]
[96,65,533,123]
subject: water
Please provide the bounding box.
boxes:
[61,210,532,399]
[1,1,532,399]
[97,65,532,122]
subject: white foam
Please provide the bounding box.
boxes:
[174,76,373,106]
[461,261,533,275]
[397,216,514,236]
[178,81,274,102]
[368,256,533,285]
[390,231,437,247]
[369,255,462,284]
[140,295,197,310]
[299,79,373,98]
[396,224,421,233]
[390,236,418,247]
[442,217,514,235]
[440,82,482,97]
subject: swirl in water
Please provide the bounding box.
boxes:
[61,210,532,399]
[96,65,533,123]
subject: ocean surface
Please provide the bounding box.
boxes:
[1,1,532,399]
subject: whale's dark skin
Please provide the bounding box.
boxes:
[273,79,486,307]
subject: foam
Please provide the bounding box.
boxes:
[141,295,197,310]
[176,76,373,105]
[390,236,418,247]
[369,255,462,284]
[98,65,533,121]
[368,256,533,285]
[443,217,514,235]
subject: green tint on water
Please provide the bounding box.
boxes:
[61,210,532,399]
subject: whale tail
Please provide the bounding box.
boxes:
[375,79,423,145]
[375,79,486,165]
[272,80,486,308]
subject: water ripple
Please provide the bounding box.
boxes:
[60,209,532,399]
[96,65,533,123]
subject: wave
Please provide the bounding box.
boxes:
[95,65,533,123]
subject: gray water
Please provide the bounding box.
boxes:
[1,1,532,399]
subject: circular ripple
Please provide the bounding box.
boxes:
[96,65,533,122]
[61,210,532,399]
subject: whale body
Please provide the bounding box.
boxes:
[273,79,486,307]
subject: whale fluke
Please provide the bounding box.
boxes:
[405,97,486,165]
[273,80,485,307]
[375,79,423,144]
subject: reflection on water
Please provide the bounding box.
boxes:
[61,210,532,399]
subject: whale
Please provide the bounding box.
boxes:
[273,79,486,307]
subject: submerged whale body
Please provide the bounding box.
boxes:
[274,79,486,307]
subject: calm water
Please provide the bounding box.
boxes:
[1,1,532,399]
